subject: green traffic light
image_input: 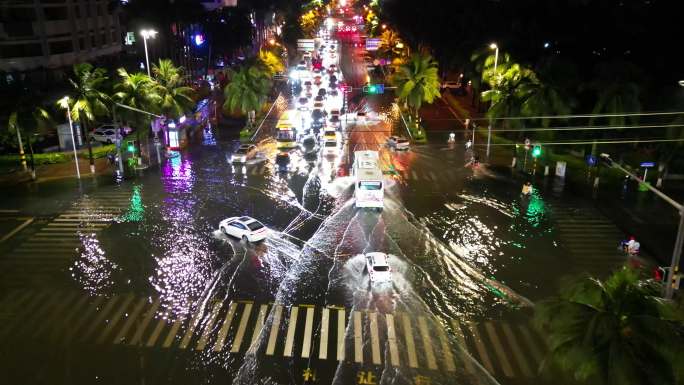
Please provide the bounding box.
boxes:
[368,85,377,94]
[532,146,542,158]
[127,142,136,153]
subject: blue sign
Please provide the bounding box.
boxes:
[586,154,597,166]
[640,162,655,168]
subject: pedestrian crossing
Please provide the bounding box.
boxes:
[0,190,133,288]
[0,290,546,380]
[549,202,628,276]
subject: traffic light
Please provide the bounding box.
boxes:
[531,145,542,158]
[363,84,384,94]
[126,140,137,153]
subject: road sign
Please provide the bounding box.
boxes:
[524,138,531,150]
[640,161,656,168]
[366,38,380,51]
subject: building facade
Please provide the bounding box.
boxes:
[0,0,122,75]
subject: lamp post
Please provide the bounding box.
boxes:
[58,96,81,179]
[486,43,499,159]
[140,29,157,77]
[600,153,683,299]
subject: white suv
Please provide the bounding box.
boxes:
[365,252,392,284]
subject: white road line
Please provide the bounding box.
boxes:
[146,317,169,347]
[62,296,104,343]
[247,304,268,355]
[32,292,78,337]
[230,302,253,353]
[402,313,419,368]
[518,324,544,364]
[96,294,135,344]
[418,316,438,370]
[301,306,315,358]
[501,323,533,377]
[130,299,160,346]
[385,314,400,366]
[81,295,120,342]
[265,305,283,356]
[113,297,148,344]
[0,218,34,243]
[336,308,345,361]
[179,305,206,349]
[450,320,476,374]
[162,318,184,348]
[213,302,237,352]
[369,312,381,365]
[353,311,363,363]
[283,306,299,357]
[484,321,515,377]
[319,308,330,360]
[196,302,223,351]
[436,322,456,372]
[468,323,495,374]
[45,294,89,339]
[411,170,418,180]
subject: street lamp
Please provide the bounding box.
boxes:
[486,43,499,159]
[140,29,157,77]
[600,153,683,299]
[58,96,81,179]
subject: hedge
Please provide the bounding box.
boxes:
[0,144,116,166]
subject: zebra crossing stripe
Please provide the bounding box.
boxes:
[31,292,78,338]
[179,304,207,349]
[385,314,400,367]
[63,296,105,343]
[501,323,533,377]
[265,305,283,356]
[113,297,148,344]
[162,318,184,348]
[230,302,253,353]
[402,313,419,368]
[81,295,120,342]
[468,323,495,374]
[283,306,299,357]
[196,302,224,351]
[129,299,160,346]
[484,321,515,377]
[436,322,456,372]
[336,309,345,361]
[96,294,135,344]
[247,304,268,355]
[369,312,382,365]
[146,317,168,347]
[44,294,89,340]
[301,306,315,358]
[353,311,363,363]
[450,320,476,374]
[213,302,237,352]
[418,316,438,370]
[518,325,544,364]
[319,307,330,360]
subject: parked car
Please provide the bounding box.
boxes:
[231,144,257,163]
[219,216,269,243]
[90,126,118,143]
[387,136,410,151]
[365,252,392,284]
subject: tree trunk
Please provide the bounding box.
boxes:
[80,118,95,173]
[15,125,28,171]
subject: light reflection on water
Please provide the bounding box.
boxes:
[71,232,119,295]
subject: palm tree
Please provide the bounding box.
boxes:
[151,59,195,119]
[223,65,272,125]
[378,29,404,58]
[588,60,642,127]
[256,50,285,78]
[535,267,684,385]
[114,69,160,161]
[7,92,51,174]
[480,62,536,130]
[390,52,441,118]
[64,63,110,173]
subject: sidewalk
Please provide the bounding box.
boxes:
[0,157,113,186]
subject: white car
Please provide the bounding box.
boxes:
[90,126,118,143]
[365,252,392,283]
[322,139,338,156]
[387,136,410,151]
[219,216,269,242]
[231,144,257,163]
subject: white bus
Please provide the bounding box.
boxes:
[352,150,384,210]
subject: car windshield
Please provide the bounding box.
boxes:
[246,221,264,231]
[373,265,390,272]
[236,148,249,154]
[325,142,337,147]
[359,181,382,190]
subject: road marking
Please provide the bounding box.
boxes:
[130,299,160,346]
[501,323,533,377]
[230,302,253,353]
[468,322,495,374]
[402,313,419,368]
[0,218,34,243]
[385,314,400,366]
[81,295,120,342]
[429,171,437,182]
[31,292,77,337]
[436,322,456,372]
[301,306,315,358]
[336,308,345,361]
[411,170,418,180]
[319,307,330,360]
[265,305,283,356]
[418,316,438,370]
[283,306,299,357]
[247,304,268,355]
[96,294,135,344]
[179,304,207,349]
[162,318,184,348]
[146,317,168,347]
[213,302,237,352]
[450,320,476,374]
[62,296,104,343]
[196,301,223,351]
[353,311,363,363]
[44,293,89,339]
[484,321,515,377]
[518,324,544,364]
[113,297,148,344]
[369,312,382,365]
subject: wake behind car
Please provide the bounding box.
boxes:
[219,216,269,242]
[231,144,257,163]
[365,252,392,284]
